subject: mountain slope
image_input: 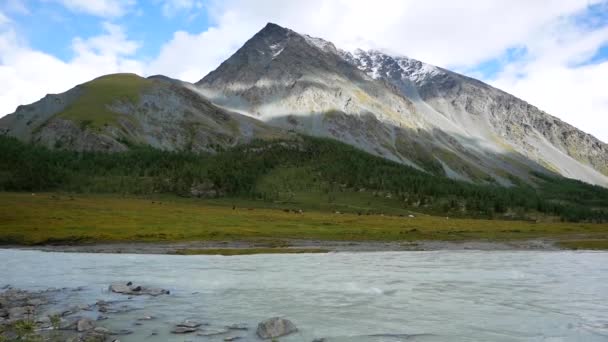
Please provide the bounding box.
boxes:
[0,73,285,152]
[2,134,607,223]
[343,49,608,185]
[197,23,608,187]
[1,23,606,188]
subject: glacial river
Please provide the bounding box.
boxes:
[2,249,608,341]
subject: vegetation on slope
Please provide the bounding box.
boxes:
[1,135,607,222]
[55,73,153,130]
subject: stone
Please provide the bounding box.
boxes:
[108,283,131,294]
[26,298,47,306]
[80,331,107,342]
[35,316,51,328]
[77,318,95,332]
[224,336,242,341]
[8,305,34,319]
[59,317,80,330]
[93,327,110,334]
[171,326,198,334]
[109,282,169,296]
[176,319,204,328]
[62,306,83,317]
[146,288,170,296]
[256,317,298,339]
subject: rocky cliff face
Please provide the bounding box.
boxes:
[2,23,607,187]
[197,23,608,187]
[343,49,608,184]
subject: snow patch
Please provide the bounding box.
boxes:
[346,49,444,82]
[303,34,336,53]
[269,43,285,58]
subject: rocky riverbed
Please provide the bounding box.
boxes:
[1,283,300,341]
[3,249,608,341]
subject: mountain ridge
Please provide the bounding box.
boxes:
[196,22,608,187]
[1,22,607,187]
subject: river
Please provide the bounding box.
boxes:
[2,249,608,341]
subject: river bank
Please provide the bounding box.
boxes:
[2,238,566,255]
[0,283,299,341]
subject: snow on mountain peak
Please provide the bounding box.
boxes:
[303,34,337,54]
[343,48,443,83]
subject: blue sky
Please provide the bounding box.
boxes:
[3,0,211,61]
[1,0,608,141]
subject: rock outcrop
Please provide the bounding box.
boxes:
[256,317,298,339]
[108,282,170,296]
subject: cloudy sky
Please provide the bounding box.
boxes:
[1,0,607,141]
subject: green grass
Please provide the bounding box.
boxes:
[56,73,153,130]
[0,192,606,246]
[172,248,329,255]
[557,240,608,250]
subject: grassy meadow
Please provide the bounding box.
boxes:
[1,192,607,249]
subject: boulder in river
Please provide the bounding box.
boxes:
[77,318,95,331]
[176,319,203,328]
[171,326,199,334]
[256,317,298,339]
[108,282,169,296]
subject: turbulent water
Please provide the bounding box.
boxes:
[2,249,608,341]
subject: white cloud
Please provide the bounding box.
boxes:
[147,0,608,141]
[0,11,10,25]
[3,0,30,15]
[161,0,203,17]
[153,0,600,69]
[489,15,608,142]
[0,19,143,116]
[48,0,135,17]
[148,24,255,81]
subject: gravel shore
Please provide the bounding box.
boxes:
[2,239,561,255]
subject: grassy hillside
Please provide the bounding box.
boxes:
[1,135,607,222]
[55,73,153,130]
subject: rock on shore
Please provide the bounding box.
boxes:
[108,282,170,296]
[256,317,298,339]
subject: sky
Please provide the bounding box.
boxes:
[1,0,608,142]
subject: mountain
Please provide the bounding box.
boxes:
[1,23,607,188]
[0,73,284,152]
[197,23,608,187]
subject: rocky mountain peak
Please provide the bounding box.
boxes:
[2,23,607,187]
[341,49,444,85]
